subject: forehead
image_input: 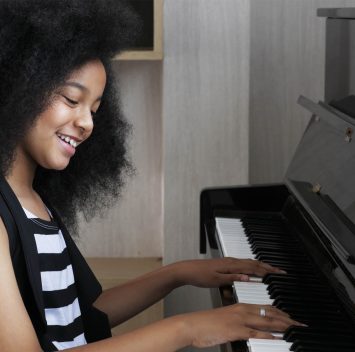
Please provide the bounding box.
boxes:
[66,60,107,93]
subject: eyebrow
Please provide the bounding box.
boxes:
[64,81,102,102]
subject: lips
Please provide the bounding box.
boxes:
[57,134,76,157]
[56,133,79,148]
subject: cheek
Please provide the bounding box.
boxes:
[37,104,69,131]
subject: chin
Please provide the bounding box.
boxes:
[41,158,71,171]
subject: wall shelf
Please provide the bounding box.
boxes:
[115,0,163,61]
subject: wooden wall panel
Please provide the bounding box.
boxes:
[249,0,355,184]
[162,2,250,351]
[77,61,163,257]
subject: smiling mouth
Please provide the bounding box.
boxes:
[56,133,78,148]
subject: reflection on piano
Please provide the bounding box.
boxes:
[200,8,355,351]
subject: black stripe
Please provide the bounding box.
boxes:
[38,247,70,271]
[26,218,59,235]
[30,218,59,231]
[47,316,85,342]
[27,218,59,234]
[43,283,79,308]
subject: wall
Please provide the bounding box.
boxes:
[77,61,163,257]
[249,0,355,184]
[162,1,250,351]
[74,0,355,350]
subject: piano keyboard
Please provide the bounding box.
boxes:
[215,216,355,352]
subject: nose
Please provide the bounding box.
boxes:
[74,108,94,136]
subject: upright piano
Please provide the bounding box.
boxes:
[200,8,355,352]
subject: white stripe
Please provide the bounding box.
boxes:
[34,231,66,254]
[41,264,74,291]
[23,208,37,219]
[52,332,87,350]
[23,206,53,219]
[45,297,82,326]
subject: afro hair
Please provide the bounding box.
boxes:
[0,0,140,234]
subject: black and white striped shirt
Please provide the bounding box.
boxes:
[23,208,87,350]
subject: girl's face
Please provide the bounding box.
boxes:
[18,59,107,171]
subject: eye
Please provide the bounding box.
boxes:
[63,96,78,105]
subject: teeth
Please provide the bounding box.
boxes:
[57,133,78,148]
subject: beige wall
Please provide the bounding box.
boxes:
[162,3,250,352]
[77,0,355,263]
[77,61,163,257]
[249,0,355,184]
[76,2,355,349]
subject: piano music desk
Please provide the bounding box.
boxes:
[86,257,163,336]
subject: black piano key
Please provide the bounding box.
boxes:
[250,241,301,249]
[284,326,355,345]
[273,302,343,318]
[268,281,332,292]
[268,285,331,296]
[294,348,355,352]
[263,273,330,285]
[269,286,336,299]
[226,215,355,352]
[285,330,355,344]
[290,339,355,351]
[269,293,339,307]
[242,217,283,226]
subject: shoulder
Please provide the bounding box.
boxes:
[0,210,42,351]
[0,216,9,249]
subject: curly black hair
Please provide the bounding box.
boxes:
[0,0,140,234]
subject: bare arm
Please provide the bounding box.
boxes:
[0,219,300,352]
[67,304,301,352]
[0,220,188,352]
[0,218,43,352]
[93,264,179,327]
[94,257,286,328]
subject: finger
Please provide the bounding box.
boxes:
[250,264,286,277]
[250,305,307,328]
[226,259,285,276]
[218,273,250,283]
[246,328,279,340]
[237,304,289,321]
[257,305,290,318]
[245,314,296,332]
[258,261,287,274]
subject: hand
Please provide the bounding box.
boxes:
[181,303,304,348]
[173,258,286,287]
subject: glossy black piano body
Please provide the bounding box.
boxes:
[200,96,355,351]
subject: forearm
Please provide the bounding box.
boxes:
[67,316,190,352]
[68,304,301,352]
[94,263,182,327]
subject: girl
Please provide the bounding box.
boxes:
[0,1,302,351]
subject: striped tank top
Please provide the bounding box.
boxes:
[23,208,87,350]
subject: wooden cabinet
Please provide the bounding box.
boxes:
[115,0,163,61]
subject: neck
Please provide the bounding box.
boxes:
[6,148,37,198]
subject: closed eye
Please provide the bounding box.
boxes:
[63,96,78,105]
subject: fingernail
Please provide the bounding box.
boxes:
[295,322,308,327]
[240,275,249,282]
[278,269,287,274]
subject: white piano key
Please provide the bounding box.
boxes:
[216,217,293,352]
[272,333,284,338]
[247,339,291,352]
[249,277,263,283]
